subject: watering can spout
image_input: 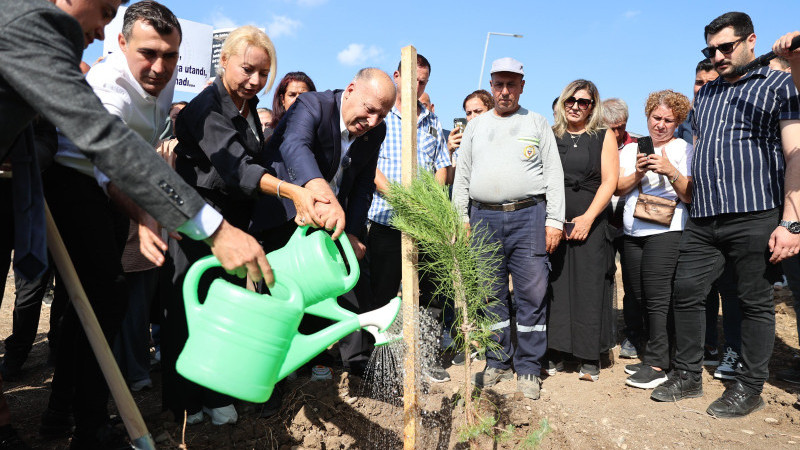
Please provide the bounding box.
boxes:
[361,297,402,347]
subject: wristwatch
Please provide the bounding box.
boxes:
[779,220,800,234]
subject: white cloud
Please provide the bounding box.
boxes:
[337,43,384,66]
[209,9,237,29]
[297,0,328,6]
[267,15,302,38]
[623,10,641,19]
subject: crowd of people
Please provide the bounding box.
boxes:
[1,1,800,448]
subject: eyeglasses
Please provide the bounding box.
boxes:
[564,97,594,110]
[701,37,745,58]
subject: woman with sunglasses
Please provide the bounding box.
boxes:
[617,90,692,390]
[546,79,619,382]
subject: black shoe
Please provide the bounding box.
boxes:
[624,362,644,375]
[425,364,450,383]
[775,361,800,385]
[40,408,75,439]
[452,350,479,366]
[0,361,22,382]
[0,425,30,450]
[650,369,703,402]
[703,346,720,367]
[625,365,668,389]
[343,361,367,378]
[69,424,132,450]
[706,382,765,418]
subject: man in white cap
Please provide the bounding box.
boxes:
[452,57,565,400]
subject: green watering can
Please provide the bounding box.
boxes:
[266,225,400,345]
[176,227,401,403]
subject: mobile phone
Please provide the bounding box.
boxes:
[638,136,655,156]
[564,222,575,237]
[453,118,467,133]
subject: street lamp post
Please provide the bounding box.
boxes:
[478,32,523,88]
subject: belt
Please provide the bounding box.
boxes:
[471,195,545,212]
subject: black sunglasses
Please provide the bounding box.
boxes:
[564,97,594,110]
[701,37,745,58]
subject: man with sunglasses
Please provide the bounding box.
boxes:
[651,11,800,418]
[452,57,564,400]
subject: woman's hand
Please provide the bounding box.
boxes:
[635,153,650,175]
[447,129,463,154]
[568,214,593,241]
[646,149,677,177]
[287,185,329,228]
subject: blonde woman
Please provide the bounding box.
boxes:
[546,79,619,382]
[162,26,325,425]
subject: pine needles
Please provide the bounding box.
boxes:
[384,170,502,435]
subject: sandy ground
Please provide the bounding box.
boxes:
[2,264,800,449]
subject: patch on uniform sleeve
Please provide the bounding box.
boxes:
[518,137,540,159]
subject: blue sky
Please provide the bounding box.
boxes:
[86,0,800,135]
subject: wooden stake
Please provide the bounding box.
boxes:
[400,45,419,450]
[45,202,155,450]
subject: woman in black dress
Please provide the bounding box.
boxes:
[546,79,619,381]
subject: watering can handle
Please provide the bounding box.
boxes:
[293,225,360,289]
[338,230,360,288]
[182,255,222,308]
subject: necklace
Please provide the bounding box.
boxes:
[238,100,247,115]
[568,132,583,148]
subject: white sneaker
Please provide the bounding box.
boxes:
[130,378,153,392]
[185,410,204,425]
[203,404,238,425]
[714,347,741,380]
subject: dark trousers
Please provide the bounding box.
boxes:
[44,164,130,434]
[471,203,549,375]
[616,235,647,345]
[4,263,66,369]
[672,209,778,393]
[782,255,800,344]
[367,221,444,324]
[621,232,681,369]
[704,265,742,354]
[0,179,13,298]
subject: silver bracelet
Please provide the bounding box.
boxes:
[276,180,284,198]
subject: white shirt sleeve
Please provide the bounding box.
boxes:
[177,204,225,240]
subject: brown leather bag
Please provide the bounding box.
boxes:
[633,183,678,226]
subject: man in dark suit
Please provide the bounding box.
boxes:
[0,0,272,448]
[254,67,395,375]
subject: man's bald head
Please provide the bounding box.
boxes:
[340,68,396,136]
[419,92,434,113]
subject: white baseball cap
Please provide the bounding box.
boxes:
[490,57,524,76]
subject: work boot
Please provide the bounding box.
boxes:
[651,369,703,402]
[517,374,541,400]
[473,366,513,388]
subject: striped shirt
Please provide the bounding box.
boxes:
[367,103,451,226]
[691,67,800,218]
